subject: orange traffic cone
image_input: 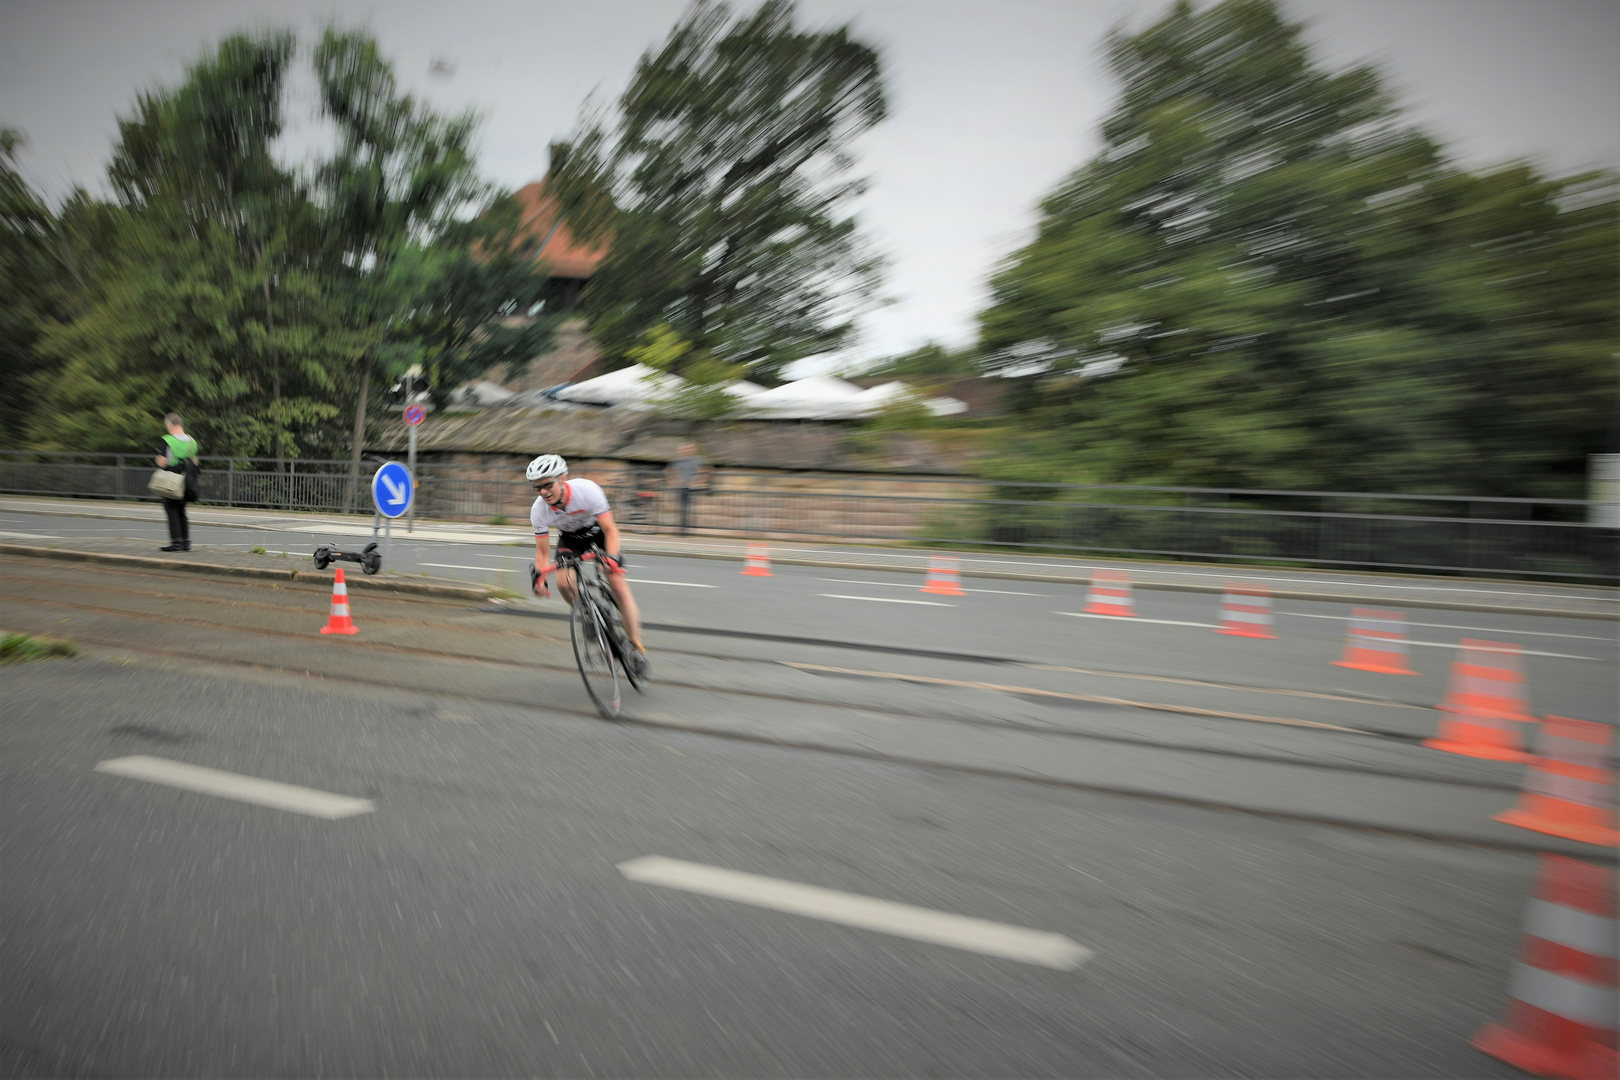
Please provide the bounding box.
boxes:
[1332,608,1417,674]
[1473,854,1618,1080]
[1495,716,1620,847]
[920,555,966,597]
[1439,639,1536,722]
[1424,639,1535,762]
[1083,568,1136,617]
[741,542,772,577]
[1216,584,1274,639]
[319,567,359,635]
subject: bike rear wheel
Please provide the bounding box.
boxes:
[571,595,622,718]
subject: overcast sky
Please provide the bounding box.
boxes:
[2,0,1615,376]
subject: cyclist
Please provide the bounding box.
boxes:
[526,454,648,674]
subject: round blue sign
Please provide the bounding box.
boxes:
[372,461,414,518]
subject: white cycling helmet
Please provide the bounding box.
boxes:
[525,454,568,482]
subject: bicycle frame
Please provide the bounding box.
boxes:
[555,548,639,717]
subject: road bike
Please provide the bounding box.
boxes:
[547,548,644,719]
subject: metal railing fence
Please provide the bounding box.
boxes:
[0,453,382,514]
[1,452,1613,582]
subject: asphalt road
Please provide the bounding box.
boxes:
[4,635,1534,1078]
[4,498,1617,618]
[2,541,1613,1076]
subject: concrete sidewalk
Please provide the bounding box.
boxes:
[0,536,493,601]
[3,494,1615,618]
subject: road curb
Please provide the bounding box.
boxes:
[0,543,496,601]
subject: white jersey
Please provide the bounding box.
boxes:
[531,478,612,537]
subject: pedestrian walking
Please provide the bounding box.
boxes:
[155,412,199,551]
[664,442,711,536]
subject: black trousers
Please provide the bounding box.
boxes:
[676,488,693,534]
[162,497,189,543]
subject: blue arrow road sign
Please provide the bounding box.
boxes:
[372,461,413,518]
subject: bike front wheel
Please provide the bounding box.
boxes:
[571,596,622,719]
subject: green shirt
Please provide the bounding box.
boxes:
[160,433,198,463]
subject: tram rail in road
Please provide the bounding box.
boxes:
[2,551,1610,855]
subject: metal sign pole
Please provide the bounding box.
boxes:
[407,423,417,533]
[385,514,392,566]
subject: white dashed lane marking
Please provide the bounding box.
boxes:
[820,594,956,607]
[619,857,1092,969]
[629,579,719,588]
[1056,612,1603,660]
[1057,611,1215,628]
[1280,611,1616,642]
[819,577,1048,597]
[95,756,375,819]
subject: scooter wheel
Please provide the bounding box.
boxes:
[362,553,381,575]
[313,545,332,570]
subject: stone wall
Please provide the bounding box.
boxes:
[371,408,980,474]
[373,403,988,535]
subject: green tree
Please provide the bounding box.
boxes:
[312,27,485,504]
[978,0,1616,496]
[396,193,560,411]
[854,341,977,379]
[548,0,887,385]
[27,32,348,458]
[0,130,62,443]
[627,323,747,418]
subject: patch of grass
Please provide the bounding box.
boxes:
[486,515,511,527]
[0,631,79,663]
[250,545,267,554]
[487,586,522,601]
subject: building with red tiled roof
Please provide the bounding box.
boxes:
[474,177,611,393]
[512,178,608,310]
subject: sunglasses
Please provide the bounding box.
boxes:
[533,480,560,492]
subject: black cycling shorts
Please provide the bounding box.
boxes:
[556,526,625,566]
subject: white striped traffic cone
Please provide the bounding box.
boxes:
[1438,639,1535,721]
[1473,854,1618,1080]
[1332,608,1417,674]
[1216,585,1274,639]
[741,542,772,577]
[319,567,359,635]
[1495,716,1620,847]
[1083,568,1136,617]
[920,555,965,597]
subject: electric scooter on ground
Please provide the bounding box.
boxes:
[312,542,381,575]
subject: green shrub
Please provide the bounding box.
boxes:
[0,632,79,663]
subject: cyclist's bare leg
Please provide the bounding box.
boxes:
[556,565,580,606]
[606,573,645,653]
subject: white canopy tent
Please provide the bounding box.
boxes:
[853,381,911,407]
[449,380,516,407]
[476,367,970,419]
[550,364,685,408]
[746,375,869,419]
[722,379,770,401]
[852,379,969,418]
